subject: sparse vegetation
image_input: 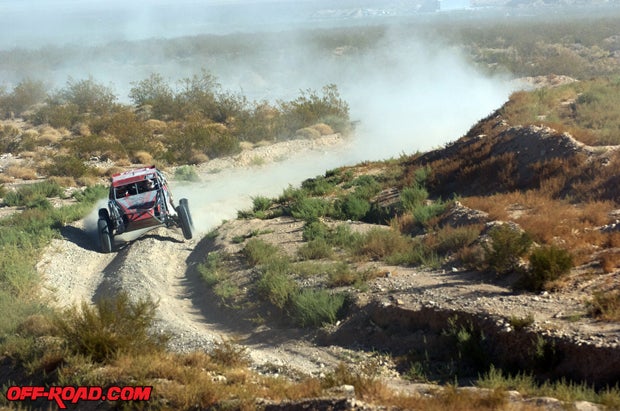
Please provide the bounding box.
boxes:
[482,224,532,275]
[588,290,620,322]
[56,292,167,363]
[174,164,200,182]
[521,245,573,291]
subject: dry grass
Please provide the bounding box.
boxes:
[310,123,334,135]
[37,127,63,145]
[48,176,76,187]
[189,151,209,164]
[588,290,620,322]
[295,127,321,139]
[462,192,614,265]
[131,150,153,165]
[600,250,620,273]
[5,165,37,180]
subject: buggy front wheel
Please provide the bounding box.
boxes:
[98,218,113,253]
[177,199,193,240]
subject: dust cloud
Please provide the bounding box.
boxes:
[2,0,516,235]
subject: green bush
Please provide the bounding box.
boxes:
[256,260,297,309]
[298,238,333,260]
[289,196,332,222]
[290,289,346,327]
[412,201,448,227]
[198,252,226,287]
[354,227,412,261]
[326,262,358,287]
[482,224,532,274]
[385,238,441,268]
[351,175,381,200]
[174,165,200,182]
[3,180,64,208]
[433,224,482,255]
[56,292,167,363]
[329,223,361,250]
[0,78,47,117]
[301,176,336,196]
[44,155,91,178]
[302,220,330,242]
[335,194,371,221]
[243,238,280,267]
[251,195,272,214]
[31,103,80,128]
[72,185,108,203]
[588,290,620,322]
[401,184,428,212]
[278,84,349,137]
[521,245,573,291]
[129,73,178,119]
[56,76,118,116]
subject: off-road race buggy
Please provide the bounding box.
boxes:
[97,166,194,253]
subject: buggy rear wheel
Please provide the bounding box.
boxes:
[177,199,193,240]
[98,218,113,253]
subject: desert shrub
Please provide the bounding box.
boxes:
[174,165,200,182]
[310,123,334,135]
[482,224,532,274]
[432,224,483,255]
[508,314,535,331]
[520,245,573,291]
[350,175,382,200]
[354,227,411,261]
[209,339,250,368]
[198,252,227,287]
[278,84,349,137]
[442,316,489,372]
[288,196,332,222]
[167,123,240,162]
[295,127,321,139]
[0,78,47,117]
[5,165,37,180]
[326,262,357,287]
[44,155,92,178]
[31,102,80,128]
[298,238,333,260]
[3,180,64,208]
[478,365,620,408]
[56,292,167,363]
[251,196,272,218]
[72,184,107,203]
[329,223,362,249]
[129,73,177,119]
[301,176,336,196]
[256,259,297,309]
[131,150,153,164]
[243,238,280,266]
[588,290,620,322]
[0,124,20,153]
[290,289,346,327]
[90,110,151,149]
[385,238,440,268]
[412,201,448,227]
[334,194,371,221]
[302,220,330,242]
[69,134,127,160]
[401,184,428,212]
[59,77,118,115]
